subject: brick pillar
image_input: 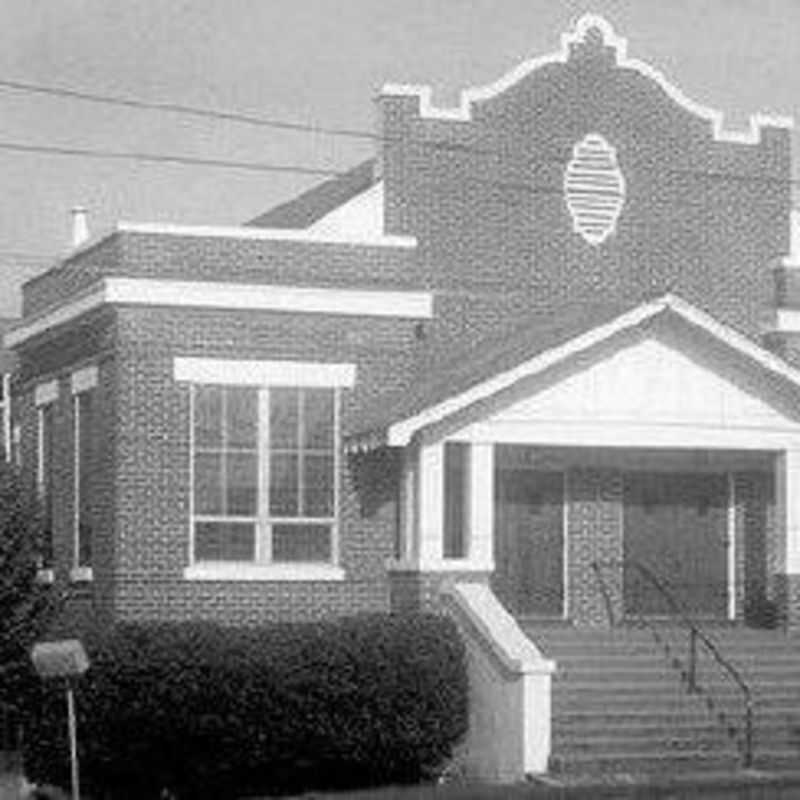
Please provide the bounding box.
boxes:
[566,467,624,627]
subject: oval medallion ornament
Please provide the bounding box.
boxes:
[564,133,625,246]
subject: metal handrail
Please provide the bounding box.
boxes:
[591,558,754,768]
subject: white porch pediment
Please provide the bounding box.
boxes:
[492,335,798,431]
[382,295,800,451]
[452,330,800,451]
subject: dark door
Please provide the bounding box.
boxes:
[623,471,728,618]
[493,469,564,616]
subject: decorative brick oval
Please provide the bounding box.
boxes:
[564,134,625,245]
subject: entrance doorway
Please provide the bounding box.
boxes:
[623,471,728,618]
[493,467,565,616]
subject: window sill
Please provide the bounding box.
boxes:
[386,558,495,573]
[69,566,94,583]
[36,568,55,585]
[183,563,346,582]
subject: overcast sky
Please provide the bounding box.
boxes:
[1,0,798,317]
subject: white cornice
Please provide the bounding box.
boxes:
[4,277,434,348]
[386,294,800,446]
[116,221,416,249]
[174,358,356,387]
[380,14,793,144]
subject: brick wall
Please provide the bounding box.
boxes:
[389,569,491,615]
[379,29,790,358]
[109,305,416,624]
[23,232,425,317]
[12,318,119,630]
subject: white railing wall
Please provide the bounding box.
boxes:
[440,581,556,781]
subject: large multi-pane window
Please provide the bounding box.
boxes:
[1,374,10,463]
[36,397,56,568]
[73,388,95,570]
[191,385,338,565]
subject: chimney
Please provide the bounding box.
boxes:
[71,206,89,248]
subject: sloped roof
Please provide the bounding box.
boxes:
[350,300,631,446]
[349,295,800,448]
[245,159,378,229]
[0,318,18,373]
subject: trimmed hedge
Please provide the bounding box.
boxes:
[24,613,467,799]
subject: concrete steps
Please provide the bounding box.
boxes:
[524,623,800,776]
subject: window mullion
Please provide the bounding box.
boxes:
[297,390,305,517]
[332,387,340,566]
[73,394,81,570]
[220,388,228,517]
[259,388,271,564]
[188,386,196,566]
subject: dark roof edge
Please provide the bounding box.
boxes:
[245,159,378,229]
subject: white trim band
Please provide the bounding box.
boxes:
[773,309,800,333]
[34,380,59,407]
[174,357,356,387]
[71,365,98,395]
[117,221,417,249]
[5,278,434,347]
[69,566,94,583]
[380,14,793,144]
[183,563,346,582]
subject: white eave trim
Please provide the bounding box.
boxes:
[174,357,356,387]
[386,294,800,446]
[380,13,793,144]
[774,309,800,332]
[116,220,416,249]
[4,277,434,347]
[70,365,98,395]
[34,380,59,407]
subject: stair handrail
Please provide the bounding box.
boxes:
[590,558,754,768]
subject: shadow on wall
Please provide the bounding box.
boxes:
[348,448,403,518]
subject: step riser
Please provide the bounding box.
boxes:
[539,627,800,775]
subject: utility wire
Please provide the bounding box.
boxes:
[2,77,800,184]
[0,140,343,177]
[1,138,800,192]
[0,77,379,142]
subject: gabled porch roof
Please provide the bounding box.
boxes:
[348,295,800,450]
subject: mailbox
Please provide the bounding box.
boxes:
[31,639,90,799]
[31,639,89,680]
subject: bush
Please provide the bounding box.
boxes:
[0,462,56,722]
[24,613,467,799]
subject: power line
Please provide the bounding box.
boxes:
[2,77,800,185]
[1,137,800,194]
[0,77,379,142]
[0,76,552,161]
[0,140,344,177]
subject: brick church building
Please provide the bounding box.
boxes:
[5,14,800,778]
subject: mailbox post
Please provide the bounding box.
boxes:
[31,639,89,800]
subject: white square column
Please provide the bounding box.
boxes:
[417,442,444,565]
[777,449,800,575]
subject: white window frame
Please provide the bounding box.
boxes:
[35,379,59,583]
[1,373,10,463]
[70,366,98,582]
[177,359,354,582]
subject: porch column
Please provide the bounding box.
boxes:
[776,449,800,629]
[418,443,444,564]
[469,442,494,566]
[777,450,800,573]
